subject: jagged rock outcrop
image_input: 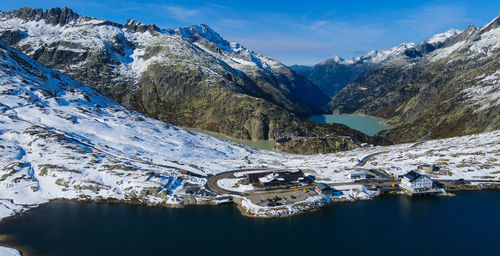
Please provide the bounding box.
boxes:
[6,6,79,25]
[124,19,160,33]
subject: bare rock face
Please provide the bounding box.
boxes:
[43,7,79,26]
[0,30,26,45]
[244,114,270,140]
[7,7,79,26]
[124,19,160,33]
[274,136,356,154]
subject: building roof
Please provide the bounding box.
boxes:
[402,171,428,182]
[315,183,331,190]
[258,173,284,183]
[349,171,366,175]
[348,171,367,176]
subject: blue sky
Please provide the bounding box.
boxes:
[2,0,499,65]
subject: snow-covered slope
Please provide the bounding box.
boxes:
[173,24,292,75]
[429,16,500,62]
[0,40,276,219]
[0,10,242,91]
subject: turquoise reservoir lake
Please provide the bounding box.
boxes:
[309,114,388,136]
[1,191,499,256]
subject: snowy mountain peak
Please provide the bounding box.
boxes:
[125,18,139,25]
[326,56,345,63]
[173,24,232,52]
[427,29,462,44]
[6,7,79,26]
[327,42,416,66]
[480,14,500,33]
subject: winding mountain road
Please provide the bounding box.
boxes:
[206,168,279,196]
[410,140,427,148]
[356,151,389,167]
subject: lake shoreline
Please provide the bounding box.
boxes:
[1,183,498,224]
[1,186,499,256]
[233,183,500,218]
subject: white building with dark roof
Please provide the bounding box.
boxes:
[400,171,433,192]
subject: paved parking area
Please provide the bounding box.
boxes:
[246,187,317,206]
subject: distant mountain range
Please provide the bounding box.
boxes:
[291,42,418,97]
[290,28,464,98]
[1,7,497,146]
[0,7,387,153]
[320,15,500,142]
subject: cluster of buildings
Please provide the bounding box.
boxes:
[246,169,304,188]
[344,167,441,196]
[241,166,441,196]
[244,169,346,198]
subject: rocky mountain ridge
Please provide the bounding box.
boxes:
[327,15,500,142]
[291,42,417,97]
[291,26,463,98]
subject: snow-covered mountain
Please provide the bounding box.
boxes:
[328,15,500,143]
[0,7,331,143]
[292,29,463,97]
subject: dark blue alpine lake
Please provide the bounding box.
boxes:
[0,191,499,256]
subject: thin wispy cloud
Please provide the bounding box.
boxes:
[305,20,330,30]
[161,5,206,21]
